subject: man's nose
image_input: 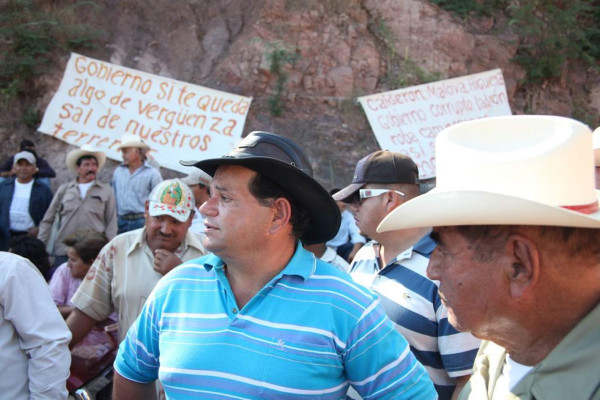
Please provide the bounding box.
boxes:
[426,250,441,281]
[200,196,217,216]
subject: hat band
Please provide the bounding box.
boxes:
[561,201,599,215]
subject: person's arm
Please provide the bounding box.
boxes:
[0,156,14,173]
[153,249,182,276]
[451,375,471,400]
[345,298,436,398]
[66,308,100,349]
[35,157,56,178]
[347,242,364,262]
[105,188,118,239]
[113,372,157,400]
[37,185,64,244]
[1,255,71,399]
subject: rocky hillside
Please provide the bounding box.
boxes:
[1,0,599,190]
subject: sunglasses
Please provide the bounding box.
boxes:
[351,188,405,205]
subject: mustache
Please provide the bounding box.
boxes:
[85,171,96,176]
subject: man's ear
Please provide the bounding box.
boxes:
[506,234,540,298]
[269,197,292,235]
[385,191,404,212]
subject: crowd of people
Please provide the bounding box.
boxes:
[0,116,599,400]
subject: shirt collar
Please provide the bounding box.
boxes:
[201,241,314,281]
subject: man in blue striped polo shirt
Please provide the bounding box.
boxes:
[113,132,436,399]
[334,150,480,400]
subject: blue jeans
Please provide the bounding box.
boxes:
[118,217,145,234]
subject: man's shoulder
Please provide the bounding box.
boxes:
[351,241,378,261]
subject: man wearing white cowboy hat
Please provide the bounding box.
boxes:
[39,145,117,269]
[592,126,600,189]
[112,131,437,399]
[112,134,162,234]
[378,115,600,400]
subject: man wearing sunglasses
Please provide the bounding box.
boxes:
[334,150,480,400]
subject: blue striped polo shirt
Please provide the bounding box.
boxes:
[349,235,480,400]
[114,244,437,399]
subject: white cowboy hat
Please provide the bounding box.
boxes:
[592,127,600,167]
[378,115,600,232]
[117,134,150,150]
[65,145,106,173]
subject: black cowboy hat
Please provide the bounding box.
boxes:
[180,131,341,244]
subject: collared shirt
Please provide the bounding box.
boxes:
[112,161,162,216]
[460,302,600,400]
[71,228,205,342]
[327,209,366,248]
[320,245,350,272]
[114,244,437,399]
[0,252,71,400]
[38,179,117,256]
[350,235,481,400]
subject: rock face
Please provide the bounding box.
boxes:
[1,0,598,191]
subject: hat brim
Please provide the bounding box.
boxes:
[66,149,106,173]
[377,189,600,232]
[148,201,191,223]
[181,157,341,244]
[332,182,365,203]
[117,142,150,150]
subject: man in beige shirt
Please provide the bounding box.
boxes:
[39,145,117,268]
[67,179,205,344]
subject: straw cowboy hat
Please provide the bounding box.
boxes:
[117,134,150,150]
[378,115,600,233]
[65,145,106,173]
[181,131,341,244]
[592,127,600,167]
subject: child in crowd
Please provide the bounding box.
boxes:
[49,230,116,359]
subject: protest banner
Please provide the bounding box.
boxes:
[39,53,252,173]
[358,69,512,179]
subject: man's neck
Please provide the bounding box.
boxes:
[377,227,430,267]
[16,178,33,184]
[222,240,296,309]
[127,160,143,173]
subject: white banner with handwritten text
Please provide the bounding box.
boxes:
[358,69,512,179]
[39,53,252,173]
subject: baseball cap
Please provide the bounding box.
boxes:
[333,150,419,202]
[13,151,36,166]
[148,179,195,222]
[181,169,212,187]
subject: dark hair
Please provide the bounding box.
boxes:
[19,139,35,150]
[9,236,51,280]
[76,155,98,167]
[248,173,310,240]
[63,230,109,264]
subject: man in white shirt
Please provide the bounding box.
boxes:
[0,151,52,251]
[0,252,72,399]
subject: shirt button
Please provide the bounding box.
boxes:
[232,308,238,314]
